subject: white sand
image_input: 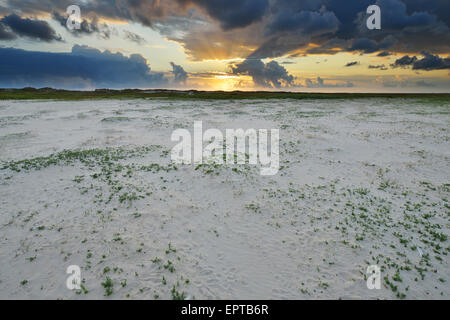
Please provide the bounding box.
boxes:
[0,98,448,299]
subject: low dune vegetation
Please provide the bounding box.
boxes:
[0,97,448,299]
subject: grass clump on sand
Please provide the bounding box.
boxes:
[101,277,114,296]
[1,145,162,172]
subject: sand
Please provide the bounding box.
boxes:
[0,98,448,299]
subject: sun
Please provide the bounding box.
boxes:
[210,75,241,91]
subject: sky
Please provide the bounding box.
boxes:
[0,0,449,92]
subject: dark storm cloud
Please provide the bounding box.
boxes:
[369,0,435,31]
[231,59,294,88]
[266,9,339,35]
[0,14,62,41]
[0,21,16,40]
[377,51,390,57]
[412,52,450,70]
[0,45,167,89]
[170,62,188,84]
[354,0,450,54]
[267,0,449,58]
[391,53,450,70]
[2,0,450,65]
[403,0,450,27]
[348,37,395,54]
[178,0,269,30]
[391,55,417,67]
[248,9,340,59]
[321,0,372,38]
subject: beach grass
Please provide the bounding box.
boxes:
[1,87,449,101]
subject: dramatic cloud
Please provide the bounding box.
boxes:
[345,61,359,67]
[3,0,450,60]
[1,0,449,91]
[170,62,188,84]
[375,0,435,30]
[377,51,390,57]
[391,55,418,68]
[253,0,449,58]
[354,0,450,54]
[348,37,395,54]
[231,59,294,88]
[0,45,167,89]
[179,0,269,30]
[266,9,339,35]
[52,11,112,39]
[412,52,450,70]
[4,0,181,27]
[250,9,340,59]
[392,52,450,70]
[0,14,62,41]
[0,21,16,39]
